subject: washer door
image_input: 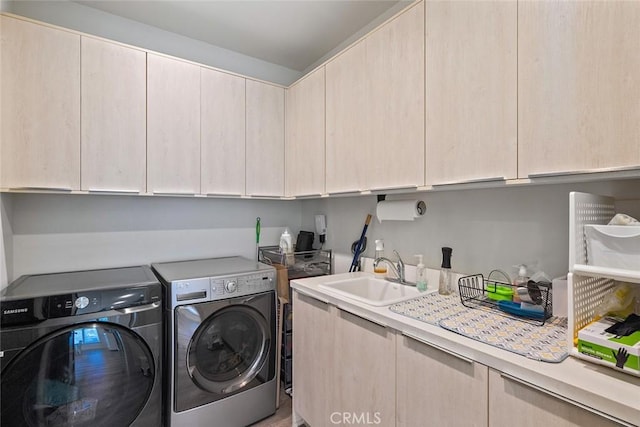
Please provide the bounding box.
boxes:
[0,322,155,427]
[187,305,270,394]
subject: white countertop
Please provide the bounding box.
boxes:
[291,271,640,426]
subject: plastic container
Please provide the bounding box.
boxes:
[374,240,387,278]
[415,254,427,292]
[585,224,640,270]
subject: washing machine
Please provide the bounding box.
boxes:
[0,266,163,427]
[152,256,277,427]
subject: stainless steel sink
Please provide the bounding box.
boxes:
[319,276,425,306]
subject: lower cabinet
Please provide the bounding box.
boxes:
[488,369,622,427]
[333,308,396,427]
[293,290,622,427]
[397,333,488,427]
[292,292,395,426]
[292,292,335,427]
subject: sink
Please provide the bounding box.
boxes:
[319,276,424,306]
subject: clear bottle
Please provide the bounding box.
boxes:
[374,239,387,278]
[415,254,427,292]
[438,247,453,295]
[512,265,529,303]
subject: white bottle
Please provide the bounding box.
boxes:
[415,254,427,292]
[280,228,294,265]
[374,239,387,278]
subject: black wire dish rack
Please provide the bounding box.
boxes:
[458,270,553,326]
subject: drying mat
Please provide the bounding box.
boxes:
[390,293,568,363]
[439,310,568,363]
[389,293,468,325]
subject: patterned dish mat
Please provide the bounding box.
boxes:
[389,293,469,325]
[390,293,569,363]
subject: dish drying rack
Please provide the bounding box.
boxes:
[458,270,553,326]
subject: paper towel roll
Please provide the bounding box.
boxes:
[376,200,426,222]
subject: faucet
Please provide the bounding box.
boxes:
[374,250,409,284]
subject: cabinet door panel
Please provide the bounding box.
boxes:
[81,37,146,192]
[292,292,335,427]
[426,0,517,185]
[246,80,284,197]
[489,369,621,427]
[397,334,488,427]
[334,308,396,426]
[147,54,200,194]
[285,68,325,197]
[325,40,368,194]
[367,1,425,190]
[1,16,80,190]
[518,1,640,177]
[201,68,245,195]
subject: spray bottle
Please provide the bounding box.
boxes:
[438,247,453,295]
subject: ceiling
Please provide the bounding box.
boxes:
[72,0,403,72]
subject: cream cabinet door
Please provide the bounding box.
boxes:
[425,1,517,186]
[489,369,621,427]
[518,1,640,178]
[366,1,425,190]
[285,67,325,197]
[292,291,336,427]
[81,37,146,193]
[397,333,488,427]
[325,40,368,194]
[246,80,284,197]
[147,53,200,194]
[201,68,245,196]
[333,308,396,427]
[1,16,80,190]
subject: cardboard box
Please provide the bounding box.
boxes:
[273,263,289,301]
[577,318,640,373]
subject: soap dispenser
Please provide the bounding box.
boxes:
[438,247,453,295]
[415,255,427,292]
[374,239,387,278]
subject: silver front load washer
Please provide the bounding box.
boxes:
[152,256,277,427]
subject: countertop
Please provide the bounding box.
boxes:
[291,271,640,426]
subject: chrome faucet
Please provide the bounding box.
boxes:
[374,250,409,284]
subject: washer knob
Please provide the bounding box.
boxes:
[75,296,89,309]
[225,281,237,293]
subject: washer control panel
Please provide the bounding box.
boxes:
[210,270,276,301]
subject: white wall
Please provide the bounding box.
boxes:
[301,180,640,279]
[3,0,301,86]
[0,194,14,287]
[6,193,302,283]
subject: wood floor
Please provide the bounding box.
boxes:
[250,390,292,427]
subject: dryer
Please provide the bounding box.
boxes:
[152,256,277,427]
[0,266,162,427]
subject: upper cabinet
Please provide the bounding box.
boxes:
[425,1,517,186]
[367,1,425,190]
[326,39,368,194]
[201,68,246,196]
[81,37,146,193]
[246,80,285,197]
[147,53,201,194]
[326,2,425,193]
[1,16,80,190]
[518,1,640,178]
[285,67,325,197]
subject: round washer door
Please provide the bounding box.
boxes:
[187,305,270,394]
[0,322,155,427]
